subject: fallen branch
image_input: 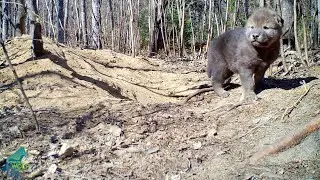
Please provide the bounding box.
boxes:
[0,40,40,131]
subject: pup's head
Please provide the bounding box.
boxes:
[245,8,283,48]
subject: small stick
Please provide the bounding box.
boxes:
[183,87,215,103]
[281,83,319,121]
[0,40,40,131]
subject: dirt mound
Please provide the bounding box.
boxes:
[0,35,207,110]
[1,36,320,179]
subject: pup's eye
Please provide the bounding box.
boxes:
[263,26,269,29]
[250,26,254,29]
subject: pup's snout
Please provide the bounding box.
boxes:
[251,33,260,40]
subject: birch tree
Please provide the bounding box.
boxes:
[81,0,88,47]
[92,0,101,49]
[2,0,8,40]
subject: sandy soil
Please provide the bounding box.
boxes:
[1,36,320,179]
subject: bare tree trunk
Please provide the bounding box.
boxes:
[15,0,27,36]
[243,0,249,18]
[224,0,229,32]
[75,0,81,45]
[81,0,88,47]
[27,0,45,58]
[148,0,155,56]
[293,0,304,66]
[160,0,167,55]
[179,0,185,57]
[311,0,317,47]
[148,0,167,57]
[44,0,55,40]
[205,0,212,56]
[108,0,115,50]
[215,10,220,36]
[57,0,64,43]
[170,1,175,56]
[135,0,141,55]
[302,16,309,66]
[281,0,294,50]
[189,8,196,59]
[276,0,287,73]
[128,0,135,57]
[64,0,70,42]
[260,0,265,7]
[232,0,240,29]
[200,0,207,42]
[2,0,8,40]
[318,0,320,45]
[92,0,101,49]
[266,0,271,7]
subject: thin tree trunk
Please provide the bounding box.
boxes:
[276,0,287,73]
[64,0,70,42]
[302,16,309,66]
[293,0,304,66]
[44,0,55,40]
[15,0,27,36]
[243,0,249,18]
[200,0,207,42]
[224,0,229,32]
[266,0,271,7]
[27,0,45,58]
[171,1,175,56]
[260,0,265,7]
[311,0,317,47]
[179,0,185,57]
[232,0,240,29]
[57,0,64,43]
[92,0,101,49]
[205,0,212,56]
[75,0,81,45]
[148,0,155,56]
[128,0,135,57]
[189,8,196,59]
[81,0,88,47]
[160,0,167,55]
[108,0,115,50]
[318,0,320,45]
[2,0,8,40]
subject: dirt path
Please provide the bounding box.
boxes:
[1,37,320,179]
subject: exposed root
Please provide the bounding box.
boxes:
[250,114,320,163]
[183,87,215,103]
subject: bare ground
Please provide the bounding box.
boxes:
[1,36,320,179]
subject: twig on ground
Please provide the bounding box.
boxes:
[281,83,319,122]
[184,158,192,172]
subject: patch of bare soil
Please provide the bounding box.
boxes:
[1,36,320,179]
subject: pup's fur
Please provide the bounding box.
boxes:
[184,8,283,103]
[208,8,283,101]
